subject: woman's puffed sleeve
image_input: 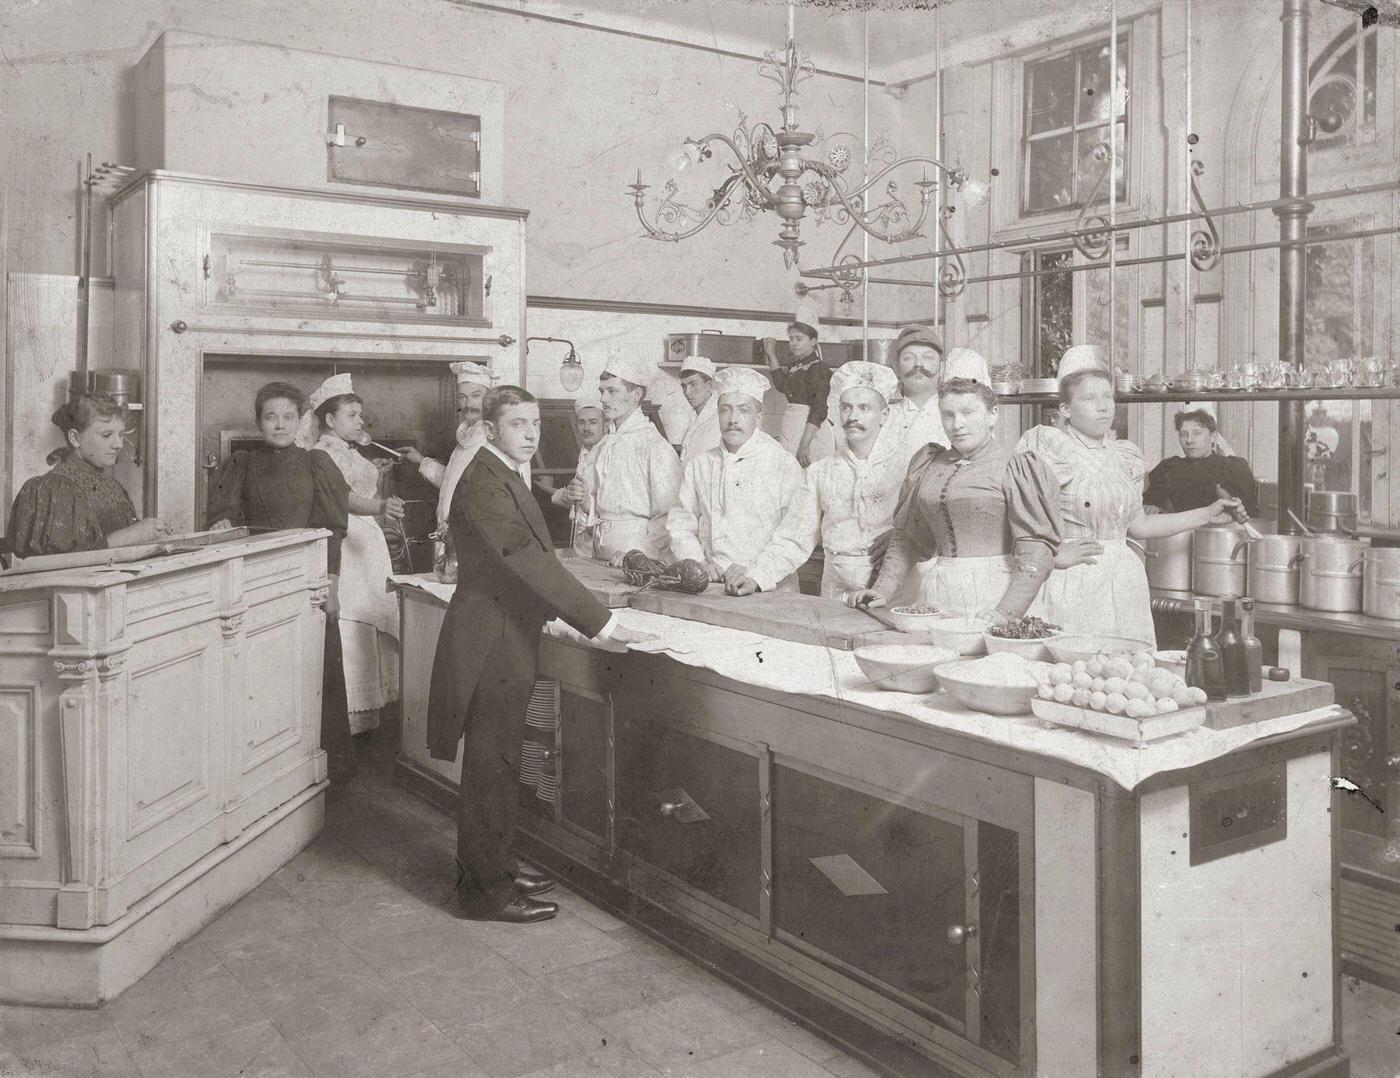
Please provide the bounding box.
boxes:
[1014,425,1075,486]
[1111,438,1149,489]
[1142,457,1175,511]
[205,453,249,530]
[804,365,833,427]
[307,449,351,575]
[996,452,1064,619]
[1221,456,1260,516]
[7,473,105,557]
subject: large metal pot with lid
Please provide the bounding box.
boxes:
[1298,535,1368,612]
[1306,490,1359,534]
[1192,524,1251,597]
[1248,534,1304,606]
[1144,530,1193,593]
[1363,546,1400,620]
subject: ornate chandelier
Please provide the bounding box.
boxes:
[627,28,987,269]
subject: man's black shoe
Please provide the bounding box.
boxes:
[514,860,556,896]
[449,893,558,923]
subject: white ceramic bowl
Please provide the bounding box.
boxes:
[852,645,958,693]
[927,617,990,656]
[983,630,1063,662]
[935,657,1040,715]
[1045,635,1154,665]
[1154,650,1188,678]
[885,606,944,635]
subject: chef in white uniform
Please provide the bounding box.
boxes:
[551,397,608,559]
[883,325,948,467]
[800,361,905,601]
[403,360,493,525]
[677,355,721,465]
[589,352,683,564]
[667,367,815,596]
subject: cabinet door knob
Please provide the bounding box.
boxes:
[170,320,188,334]
[540,748,558,762]
[947,923,979,945]
[659,801,684,818]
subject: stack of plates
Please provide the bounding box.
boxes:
[1019,378,1058,394]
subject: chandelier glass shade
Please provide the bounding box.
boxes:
[627,36,982,269]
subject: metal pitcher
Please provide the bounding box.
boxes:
[1192,524,1251,597]
[1298,535,1367,612]
[1247,534,1303,606]
[1363,547,1400,621]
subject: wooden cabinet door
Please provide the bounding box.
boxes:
[771,764,1025,1068]
[557,688,611,847]
[615,711,762,922]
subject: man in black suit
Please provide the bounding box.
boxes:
[427,385,653,924]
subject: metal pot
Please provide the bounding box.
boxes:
[664,330,760,367]
[835,338,898,367]
[1145,531,1194,593]
[1363,547,1400,621]
[1298,535,1367,612]
[1307,490,1358,534]
[69,368,143,405]
[1248,534,1304,606]
[1192,524,1251,597]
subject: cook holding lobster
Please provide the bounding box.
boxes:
[666,367,817,596]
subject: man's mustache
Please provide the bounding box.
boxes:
[843,422,865,431]
[905,367,934,378]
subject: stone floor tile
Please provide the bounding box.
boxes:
[594,991,766,1070]
[734,1002,843,1063]
[126,1019,315,1078]
[515,1043,664,1078]
[289,1007,469,1078]
[198,885,323,953]
[285,879,447,945]
[0,1026,141,1078]
[819,1053,886,1078]
[105,964,266,1051]
[392,953,547,1027]
[316,805,434,852]
[349,919,511,983]
[273,842,380,885]
[539,952,696,1019]
[681,1039,839,1078]
[547,888,629,932]
[250,969,408,1043]
[216,924,374,992]
[0,1002,118,1051]
[1340,976,1400,1078]
[436,996,608,1078]
[465,910,631,976]
[400,1060,492,1078]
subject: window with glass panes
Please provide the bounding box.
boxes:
[1022,36,1129,215]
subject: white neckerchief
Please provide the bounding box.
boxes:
[484,441,531,486]
[456,419,484,449]
[714,427,766,517]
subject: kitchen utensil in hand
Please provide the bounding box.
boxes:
[855,598,903,633]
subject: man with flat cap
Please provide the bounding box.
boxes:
[667,367,815,596]
[884,324,948,469]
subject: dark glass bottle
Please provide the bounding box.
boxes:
[1240,598,1263,694]
[1217,598,1248,697]
[1186,598,1227,701]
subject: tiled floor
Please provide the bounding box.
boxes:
[3,725,1399,1078]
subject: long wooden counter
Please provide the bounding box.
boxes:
[394,571,1351,1078]
[0,532,330,1005]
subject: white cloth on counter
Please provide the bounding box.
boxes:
[589,408,682,562]
[667,431,815,592]
[420,421,488,525]
[679,400,721,466]
[542,607,1346,792]
[803,434,905,601]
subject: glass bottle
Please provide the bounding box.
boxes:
[1186,598,1226,701]
[1217,598,1248,697]
[1240,598,1263,694]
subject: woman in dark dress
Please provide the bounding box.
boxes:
[763,300,832,466]
[1143,409,1259,516]
[206,381,354,776]
[8,394,169,557]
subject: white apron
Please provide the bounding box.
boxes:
[918,554,1048,620]
[820,551,876,602]
[1038,539,1156,647]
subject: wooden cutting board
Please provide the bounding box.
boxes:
[628,587,893,650]
[557,555,641,608]
[1203,676,1335,730]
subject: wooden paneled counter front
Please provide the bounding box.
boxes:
[0,532,331,1005]
[393,571,1352,1078]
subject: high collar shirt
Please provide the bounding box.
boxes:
[483,441,531,487]
[588,407,682,561]
[884,393,947,468]
[679,399,721,466]
[666,430,816,592]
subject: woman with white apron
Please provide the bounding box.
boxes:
[850,354,1062,623]
[1016,347,1243,646]
[301,374,404,735]
[762,298,832,466]
[802,361,906,601]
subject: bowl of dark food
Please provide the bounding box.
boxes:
[983,616,1063,661]
[885,603,942,635]
[853,644,958,693]
[1046,634,1154,665]
[936,653,1048,715]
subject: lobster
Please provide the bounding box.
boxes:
[619,550,711,594]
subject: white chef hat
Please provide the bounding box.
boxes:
[941,348,991,385]
[826,361,898,447]
[713,366,773,405]
[573,395,604,415]
[679,355,716,379]
[1056,345,1107,384]
[789,298,821,338]
[450,360,494,389]
[307,372,354,413]
[601,353,658,393]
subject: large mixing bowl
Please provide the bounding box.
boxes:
[853,645,958,693]
[927,617,990,656]
[936,657,1040,716]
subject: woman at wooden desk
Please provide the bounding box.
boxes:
[7,394,169,558]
